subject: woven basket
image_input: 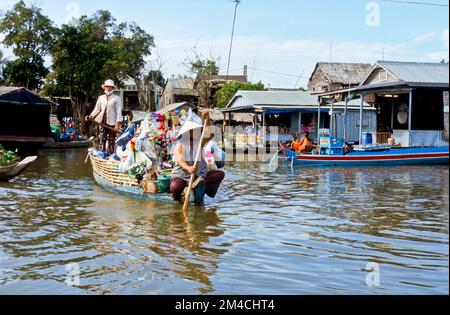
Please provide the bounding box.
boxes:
[89,155,139,187]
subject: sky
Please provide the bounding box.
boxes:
[0,0,449,88]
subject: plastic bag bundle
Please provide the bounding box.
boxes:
[88,148,110,159]
[116,123,136,151]
[203,140,225,170]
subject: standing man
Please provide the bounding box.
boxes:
[86,80,123,154]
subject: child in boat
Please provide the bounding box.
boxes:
[170,111,225,204]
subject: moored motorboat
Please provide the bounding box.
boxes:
[43,139,92,149]
[280,143,449,166]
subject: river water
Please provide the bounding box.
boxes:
[0,149,448,295]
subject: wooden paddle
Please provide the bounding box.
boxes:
[183,120,209,213]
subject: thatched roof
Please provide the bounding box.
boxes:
[309,62,372,86]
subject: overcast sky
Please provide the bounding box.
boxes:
[1,0,449,88]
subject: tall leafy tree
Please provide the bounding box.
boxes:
[48,10,154,132]
[0,0,55,89]
[184,49,220,76]
[107,21,155,110]
[0,50,5,84]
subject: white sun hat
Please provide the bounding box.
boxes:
[176,109,204,138]
[101,79,116,89]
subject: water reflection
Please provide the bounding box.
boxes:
[0,150,448,294]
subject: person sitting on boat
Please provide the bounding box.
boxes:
[293,134,314,154]
[170,111,225,204]
[290,135,300,151]
[85,80,123,155]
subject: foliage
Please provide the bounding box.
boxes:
[0,144,19,166]
[146,70,165,88]
[0,0,56,89]
[2,58,49,89]
[0,50,4,84]
[301,123,314,135]
[215,81,265,109]
[46,10,154,131]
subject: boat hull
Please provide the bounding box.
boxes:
[93,172,174,202]
[43,140,91,149]
[0,156,37,181]
[90,155,202,203]
[280,145,449,166]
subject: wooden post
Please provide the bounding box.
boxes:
[408,89,413,148]
[359,94,364,145]
[343,97,348,140]
[330,100,335,138]
[183,120,209,213]
[391,97,395,131]
[262,112,266,148]
[317,99,321,142]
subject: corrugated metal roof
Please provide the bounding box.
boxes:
[378,61,449,84]
[332,98,375,111]
[157,102,192,115]
[169,77,195,90]
[227,90,318,109]
[123,76,137,86]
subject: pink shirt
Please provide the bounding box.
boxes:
[90,94,123,126]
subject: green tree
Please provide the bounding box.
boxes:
[144,70,165,111]
[47,10,154,132]
[0,0,55,89]
[147,70,165,88]
[0,50,5,84]
[215,81,265,108]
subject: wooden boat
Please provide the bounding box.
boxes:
[280,144,449,166]
[43,139,92,149]
[89,154,178,202]
[0,156,37,181]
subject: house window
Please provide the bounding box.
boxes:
[356,115,371,128]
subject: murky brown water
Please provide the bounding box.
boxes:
[0,149,448,295]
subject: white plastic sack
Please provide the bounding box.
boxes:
[203,140,225,171]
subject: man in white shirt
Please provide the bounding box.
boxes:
[86,79,123,154]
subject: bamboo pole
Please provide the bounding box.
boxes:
[183,120,209,213]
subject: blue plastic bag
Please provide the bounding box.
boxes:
[116,123,136,151]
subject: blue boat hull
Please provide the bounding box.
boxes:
[280,145,449,167]
[93,172,175,202]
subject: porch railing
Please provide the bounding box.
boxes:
[377,132,392,144]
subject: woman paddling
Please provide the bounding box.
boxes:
[170,111,225,204]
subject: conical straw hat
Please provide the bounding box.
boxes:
[177,109,203,138]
